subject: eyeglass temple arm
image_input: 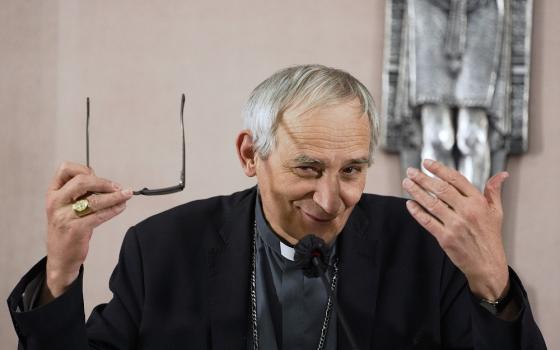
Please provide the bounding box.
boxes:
[86,97,91,168]
[133,183,184,196]
[180,93,186,187]
[134,93,186,196]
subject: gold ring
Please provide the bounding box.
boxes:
[72,199,92,217]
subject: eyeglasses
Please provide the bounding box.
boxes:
[86,94,186,196]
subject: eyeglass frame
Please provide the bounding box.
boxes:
[86,94,186,196]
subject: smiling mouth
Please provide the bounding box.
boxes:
[302,211,334,223]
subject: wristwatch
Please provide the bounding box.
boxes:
[478,287,513,315]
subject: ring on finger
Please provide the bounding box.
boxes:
[72,198,93,217]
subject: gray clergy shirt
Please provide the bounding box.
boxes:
[252,194,338,350]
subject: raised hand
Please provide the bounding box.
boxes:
[402,159,510,301]
[42,161,133,302]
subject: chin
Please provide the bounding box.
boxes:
[313,231,339,244]
[299,223,341,243]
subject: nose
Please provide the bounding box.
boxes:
[312,174,342,216]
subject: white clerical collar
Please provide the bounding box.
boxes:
[280,241,295,261]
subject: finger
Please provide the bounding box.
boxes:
[406,200,446,243]
[49,161,94,191]
[422,159,479,197]
[83,190,133,212]
[80,201,128,229]
[57,174,120,204]
[402,177,454,223]
[484,172,509,208]
[406,167,464,209]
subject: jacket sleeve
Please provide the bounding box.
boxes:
[7,227,144,350]
[439,256,547,350]
[468,268,547,349]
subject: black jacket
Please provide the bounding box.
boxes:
[7,187,547,349]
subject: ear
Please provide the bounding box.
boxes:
[236,130,257,177]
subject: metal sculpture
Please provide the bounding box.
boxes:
[382,0,533,191]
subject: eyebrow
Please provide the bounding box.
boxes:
[293,154,324,165]
[347,158,370,165]
[292,155,369,166]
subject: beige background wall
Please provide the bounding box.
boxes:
[1,0,558,347]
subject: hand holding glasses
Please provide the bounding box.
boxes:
[38,95,187,303]
[86,94,186,196]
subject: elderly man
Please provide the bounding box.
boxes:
[8,65,545,349]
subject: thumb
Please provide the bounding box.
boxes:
[484,171,509,207]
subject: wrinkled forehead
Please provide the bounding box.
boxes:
[281,97,368,130]
[275,98,371,157]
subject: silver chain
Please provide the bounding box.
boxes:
[250,221,338,350]
[250,221,259,350]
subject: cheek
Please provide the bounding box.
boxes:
[340,179,366,208]
[256,160,291,196]
[261,173,310,209]
[265,170,316,201]
[273,184,314,210]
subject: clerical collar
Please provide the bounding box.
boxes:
[255,194,296,261]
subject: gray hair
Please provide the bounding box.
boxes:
[243,64,379,164]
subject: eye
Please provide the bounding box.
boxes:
[341,166,362,176]
[294,166,321,177]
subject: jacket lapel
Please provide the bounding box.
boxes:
[337,201,381,350]
[208,189,256,350]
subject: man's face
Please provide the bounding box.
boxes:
[255,98,371,244]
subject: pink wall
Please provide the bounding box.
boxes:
[1,0,558,347]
